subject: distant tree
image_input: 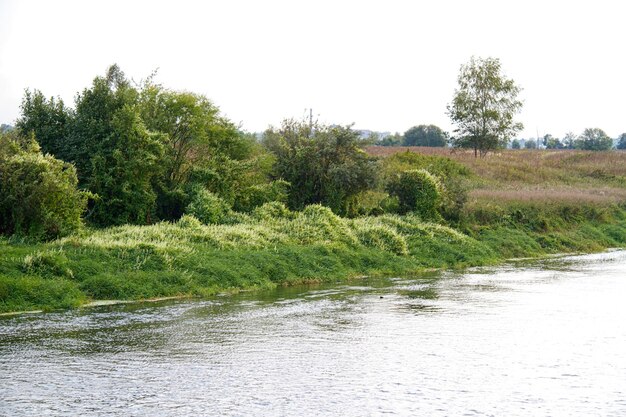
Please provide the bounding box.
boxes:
[511,138,521,149]
[575,128,613,151]
[447,56,523,157]
[377,133,402,146]
[524,138,537,149]
[0,124,13,134]
[263,119,378,215]
[616,133,626,150]
[402,124,448,147]
[543,134,563,149]
[563,132,577,149]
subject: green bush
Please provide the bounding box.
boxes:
[386,169,442,220]
[0,134,89,239]
[233,179,290,212]
[177,214,203,229]
[252,201,295,221]
[380,151,470,222]
[185,187,232,224]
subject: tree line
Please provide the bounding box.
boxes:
[512,129,625,151]
[2,58,624,240]
[3,65,459,239]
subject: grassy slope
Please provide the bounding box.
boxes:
[3,148,626,313]
[1,208,497,313]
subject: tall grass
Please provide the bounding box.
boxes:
[367,147,626,204]
[1,204,498,313]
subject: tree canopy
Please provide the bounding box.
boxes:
[617,133,626,150]
[263,119,378,215]
[447,57,523,157]
[575,128,613,151]
[16,65,272,227]
[402,124,448,147]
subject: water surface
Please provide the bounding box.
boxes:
[2,251,626,416]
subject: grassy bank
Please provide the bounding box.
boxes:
[2,202,626,313]
[4,148,626,314]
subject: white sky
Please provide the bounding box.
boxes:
[1,0,624,138]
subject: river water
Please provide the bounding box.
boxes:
[1,250,626,416]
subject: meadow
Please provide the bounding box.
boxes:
[367,146,626,205]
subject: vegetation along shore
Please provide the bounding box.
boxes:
[2,59,626,313]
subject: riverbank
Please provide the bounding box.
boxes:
[2,203,626,314]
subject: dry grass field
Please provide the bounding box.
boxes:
[366,146,626,206]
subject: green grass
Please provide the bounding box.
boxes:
[3,202,626,314]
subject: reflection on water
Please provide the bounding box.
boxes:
[2,251,626,416]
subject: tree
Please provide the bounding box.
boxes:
[543,134,563,149]
[377,133,402,146]
[263,119,378,215]
[563,132,577,149]
[139,83,255,219]
[616,133,626,150]
[402,124,448,147]
[511,138,521,149]
[575,128,613,151]
[524,138,537,149]
[447,57,523,157]
[16,90,72,158]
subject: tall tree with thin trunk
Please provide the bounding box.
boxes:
[447,57,523,157]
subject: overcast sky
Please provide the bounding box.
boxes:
[1,0,624,138]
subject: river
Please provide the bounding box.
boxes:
[1,250,626,416]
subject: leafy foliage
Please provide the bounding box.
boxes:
[264,119,378,215]
[617,133,626,150]
[16,64,270,226]
[447,56,523,157]
[575,128,613,151]
[186,187,232,224]
[380,151,470,222]
[403,124,448,147]
[0,133,88,239]
[386,169,442,220]
[16,90,72,157]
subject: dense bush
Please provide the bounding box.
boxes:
[386,169,442,220]
[0,134,88,239]
[17,65,268,226]
[380,151,469,222]
[233,179,290,212]
[186,187,232,224]
[264,119,378,215]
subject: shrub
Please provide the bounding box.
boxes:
[252,201,295,221]
[233,179,290,212]
[0,134,88,239]
[380,151,469,222]
[386,169,442,220]
[177,214,203,229]
[344,190,390,217]
[185,187,231,224]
